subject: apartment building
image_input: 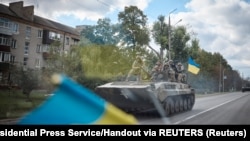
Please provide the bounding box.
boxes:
[0,1,80,85]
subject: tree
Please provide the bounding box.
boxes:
[42,41,85,92]
[11,65,40,101]
[118,6,150,50]
[81,18,121,45]
[171,26,190,62]
[151,17,191,63]
[151,15,169,62]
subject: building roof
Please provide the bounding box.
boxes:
[0,2,80,37]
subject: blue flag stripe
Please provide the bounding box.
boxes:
[18,74,106,124]
[188,57,200,68]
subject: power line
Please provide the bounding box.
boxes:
[96,0,117,10]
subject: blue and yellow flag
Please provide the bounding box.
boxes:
[18,74,138,125]
[188,57,200,75]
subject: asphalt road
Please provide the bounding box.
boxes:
[139,91,250,125]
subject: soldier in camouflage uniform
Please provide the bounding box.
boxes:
[176,62,186,83]
[126,52,144,81]
[167,60,176,82]
[150,61,162,81]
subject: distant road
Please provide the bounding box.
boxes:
[139,92,250,125]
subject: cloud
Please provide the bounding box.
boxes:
[11,0,150,22]
[173,0,250,77]
[3,0,151,21]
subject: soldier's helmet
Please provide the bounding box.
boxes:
[177,62,182,66]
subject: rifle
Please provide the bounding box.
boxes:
[140,66,152,80]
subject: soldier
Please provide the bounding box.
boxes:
[168,60,176,82]
[176,62,186,83]
[126,52,144,81]
[150,61,162,81]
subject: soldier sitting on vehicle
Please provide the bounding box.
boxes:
[167,60,176,82]
[150,61,162,81]
[176,62,186,83]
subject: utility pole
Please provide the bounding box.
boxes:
[168,8,177,61]
[223,69,226,92]
[219,57,221,93]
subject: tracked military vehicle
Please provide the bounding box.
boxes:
[95,60,195,117]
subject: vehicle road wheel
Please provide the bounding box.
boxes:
[164,98,174,116]
[183,98,188,111]
[179,98,184,112]
[174,99,180,113]
[187,97,192,110]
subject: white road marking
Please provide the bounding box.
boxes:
[174,94,247,124]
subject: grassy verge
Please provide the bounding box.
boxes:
[0,89,48,119]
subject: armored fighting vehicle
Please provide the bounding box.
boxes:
[95,73,195,117]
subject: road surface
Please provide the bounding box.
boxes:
[138,91,250,125]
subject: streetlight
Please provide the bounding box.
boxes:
[168,8,177,61]
[174,19,182,26]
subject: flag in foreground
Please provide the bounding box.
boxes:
[188,57,200,75]
[18,74,138,125]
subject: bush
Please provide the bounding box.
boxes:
[0,90,47,119]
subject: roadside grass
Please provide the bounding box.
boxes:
[0,89,48,119]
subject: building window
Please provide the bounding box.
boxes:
[66,37,69,45]
[0,36,11,46]
[3,53,10,62]
[49,31,60,40]
[23,57,28,66]
[12,23,19,33]
[11,39,17,48]
[43,44,50,52]
[24,42,29,55]
[38,30,43,38]
[0,17,11,29]
[0,52,10,62]
[26,26,31,39]
[36,44,42,53]
[10,55,15,64]
[35,58,40,68]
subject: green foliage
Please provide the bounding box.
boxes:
[0,90,47,119]
[80,44,132,80]
[152,15,169,61]
[81,18,121,45]
[171,26,190,62]
[10,65,41,101]
[42,42,85,92]
[118,6,150,49]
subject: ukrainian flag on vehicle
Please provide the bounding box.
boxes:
[18,74,138,125]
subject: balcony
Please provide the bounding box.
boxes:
[42,52,50,60]
[0,27,13,35]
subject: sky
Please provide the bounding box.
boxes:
[2,0,250,78]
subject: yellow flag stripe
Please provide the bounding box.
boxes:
[188,64,200,74]
[95,103,138,124]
